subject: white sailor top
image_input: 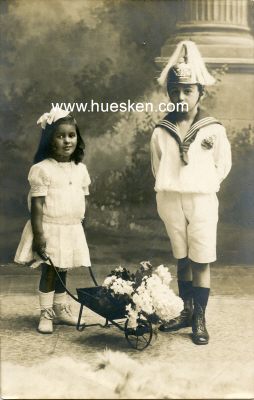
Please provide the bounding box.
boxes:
[151,109,232,194]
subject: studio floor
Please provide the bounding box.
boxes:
[1,263,254,399]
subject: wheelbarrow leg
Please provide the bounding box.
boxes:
[104,318,110,328]
[76,304,85,331]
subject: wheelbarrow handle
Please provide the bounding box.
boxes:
[42,254,99,303]
[88,267,99,287]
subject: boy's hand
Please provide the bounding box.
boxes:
[32,234,47,260]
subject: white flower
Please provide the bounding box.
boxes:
[125,304,139,328]
[103,275,134,296]
[102,275,117,288]
[136,272,183,321]
[133,289,154,315]
[155,265,172,286]
[115,266,124,272]
[102,263,184,327]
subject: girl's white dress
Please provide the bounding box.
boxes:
[14,158,91,270]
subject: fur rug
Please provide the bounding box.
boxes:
[2,349,253,399]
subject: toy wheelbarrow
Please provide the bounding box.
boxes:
[45,256,153,351]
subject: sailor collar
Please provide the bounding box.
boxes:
[155,109,221,165]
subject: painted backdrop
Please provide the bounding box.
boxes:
[1,0,254,265]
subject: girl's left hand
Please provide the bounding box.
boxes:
[32,233,47,260]
[31,197,48,260]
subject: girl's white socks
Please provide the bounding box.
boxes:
[38,290,55,310]
[53,292,67,305]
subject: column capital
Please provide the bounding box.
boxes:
[176,0,251,32]
[157,0,254,72]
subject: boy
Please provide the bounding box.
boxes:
[151,41,231,345]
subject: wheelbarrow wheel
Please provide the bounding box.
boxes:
[124,316,153,350]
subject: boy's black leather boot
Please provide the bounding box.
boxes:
[192,287,210,345]
[159,280,193,332]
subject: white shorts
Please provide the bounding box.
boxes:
[156,192,219,263]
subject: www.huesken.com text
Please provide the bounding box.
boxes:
[51,101,188,113]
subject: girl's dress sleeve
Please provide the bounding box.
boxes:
[213,126,232,183]
[150,128,162,178]
[28,163,51,196]
[81,164,91,195]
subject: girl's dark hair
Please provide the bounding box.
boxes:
[33,114,85,164]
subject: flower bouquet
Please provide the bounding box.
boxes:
[102,262,183,328]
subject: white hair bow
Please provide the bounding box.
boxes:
[37,107,70,129]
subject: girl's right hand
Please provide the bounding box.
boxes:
[32,234,47,260]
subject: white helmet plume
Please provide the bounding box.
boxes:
[158,40,215,87]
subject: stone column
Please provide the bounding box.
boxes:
[156,0,254,127]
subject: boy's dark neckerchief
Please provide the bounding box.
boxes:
[155,108,221,165]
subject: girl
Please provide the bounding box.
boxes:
[15,107,91,334]
[151,41,232,345]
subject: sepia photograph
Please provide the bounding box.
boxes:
[1,0,254,398]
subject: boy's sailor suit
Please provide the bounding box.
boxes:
[151,108,232,263]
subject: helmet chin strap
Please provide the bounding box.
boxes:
[195,85,204,106]
[195,96,201,107]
